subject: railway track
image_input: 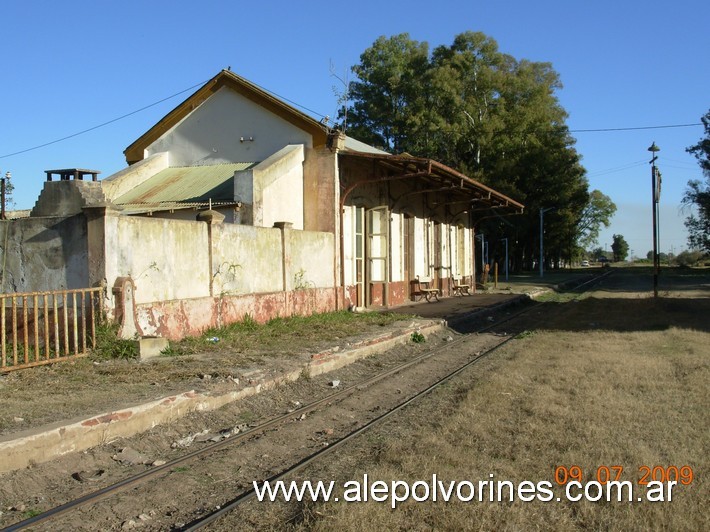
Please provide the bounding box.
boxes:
[3,272,610,531]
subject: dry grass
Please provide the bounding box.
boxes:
[271,287,710,531]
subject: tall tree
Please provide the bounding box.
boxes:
[683,110,710,252]
[341,34,430,153]
[611,234,629,262]
[343,32,591,271]
[577,190,617,250]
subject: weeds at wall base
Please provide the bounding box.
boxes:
[165,310,414,358]
[92,322,138,360]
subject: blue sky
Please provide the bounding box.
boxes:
[1,0,707,257]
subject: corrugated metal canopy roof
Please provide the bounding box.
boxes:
[338,151,524,213]
[113,163,257,205]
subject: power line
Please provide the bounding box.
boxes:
[571,123,702,133]
[1,76,329,162]
[587,160,647,178]
[0,79,211,159]
[0,71,703,160]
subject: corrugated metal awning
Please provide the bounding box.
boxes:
[338,151,524,213]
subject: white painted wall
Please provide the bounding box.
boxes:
[146,88,313,166]
[288,230,335,290]
[414,217,427,278]
[256,145,304,229]
[211,224,283,295]
[101,214,334,306]
[390,213,402,282]
[342,206,354,286]
[107,216,210,304]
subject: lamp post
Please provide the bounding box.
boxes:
[500,238,509,281]
[648,142,660,297]
[539,207,554,278]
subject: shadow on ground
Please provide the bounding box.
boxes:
[393,268,710,335]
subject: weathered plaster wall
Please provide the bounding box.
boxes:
[287,229,334,290]
[96,213,335,338]
[235,144,305,229]
[30,181,108,217]
[211,224,283,296]
[303,147,337,233]
[259,146,304,230]
[106,216,210,305]
[140,287,336,340]
[0,216,89,293]
[146,88,312,166]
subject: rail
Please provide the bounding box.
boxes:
[1,287,103,372]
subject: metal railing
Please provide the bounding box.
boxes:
[1,287,103,372]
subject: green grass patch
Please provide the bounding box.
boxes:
[91,322,138,360]
[166,310,413,357]
[410,331,426,343]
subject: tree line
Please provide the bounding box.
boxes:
[684,110,710,256]
[338,32,615,272]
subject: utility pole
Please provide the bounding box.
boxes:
[648,142,661,297]
[0,171,10,220]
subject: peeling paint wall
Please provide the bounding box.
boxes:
[2,203,337,340]
[0,216,89,293]
[98,212,335,338]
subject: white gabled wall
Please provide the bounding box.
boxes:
[146,87,313,166]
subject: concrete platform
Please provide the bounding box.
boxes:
[389,291,527,328]
[0,319,450,473]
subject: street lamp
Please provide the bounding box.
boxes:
[539,207,555,278]
[648,142,660,297]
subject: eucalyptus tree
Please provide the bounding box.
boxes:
[343,31,590,270]
[577,190,617,251]
[683,110,710,253]
[342,33,430,153]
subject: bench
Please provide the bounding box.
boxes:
[452,276,471,296]
[415,276,440,302]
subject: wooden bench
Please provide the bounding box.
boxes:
[452,276,471,296]
[415,276,440,302]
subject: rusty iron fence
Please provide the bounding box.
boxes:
[1,287,103,372]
